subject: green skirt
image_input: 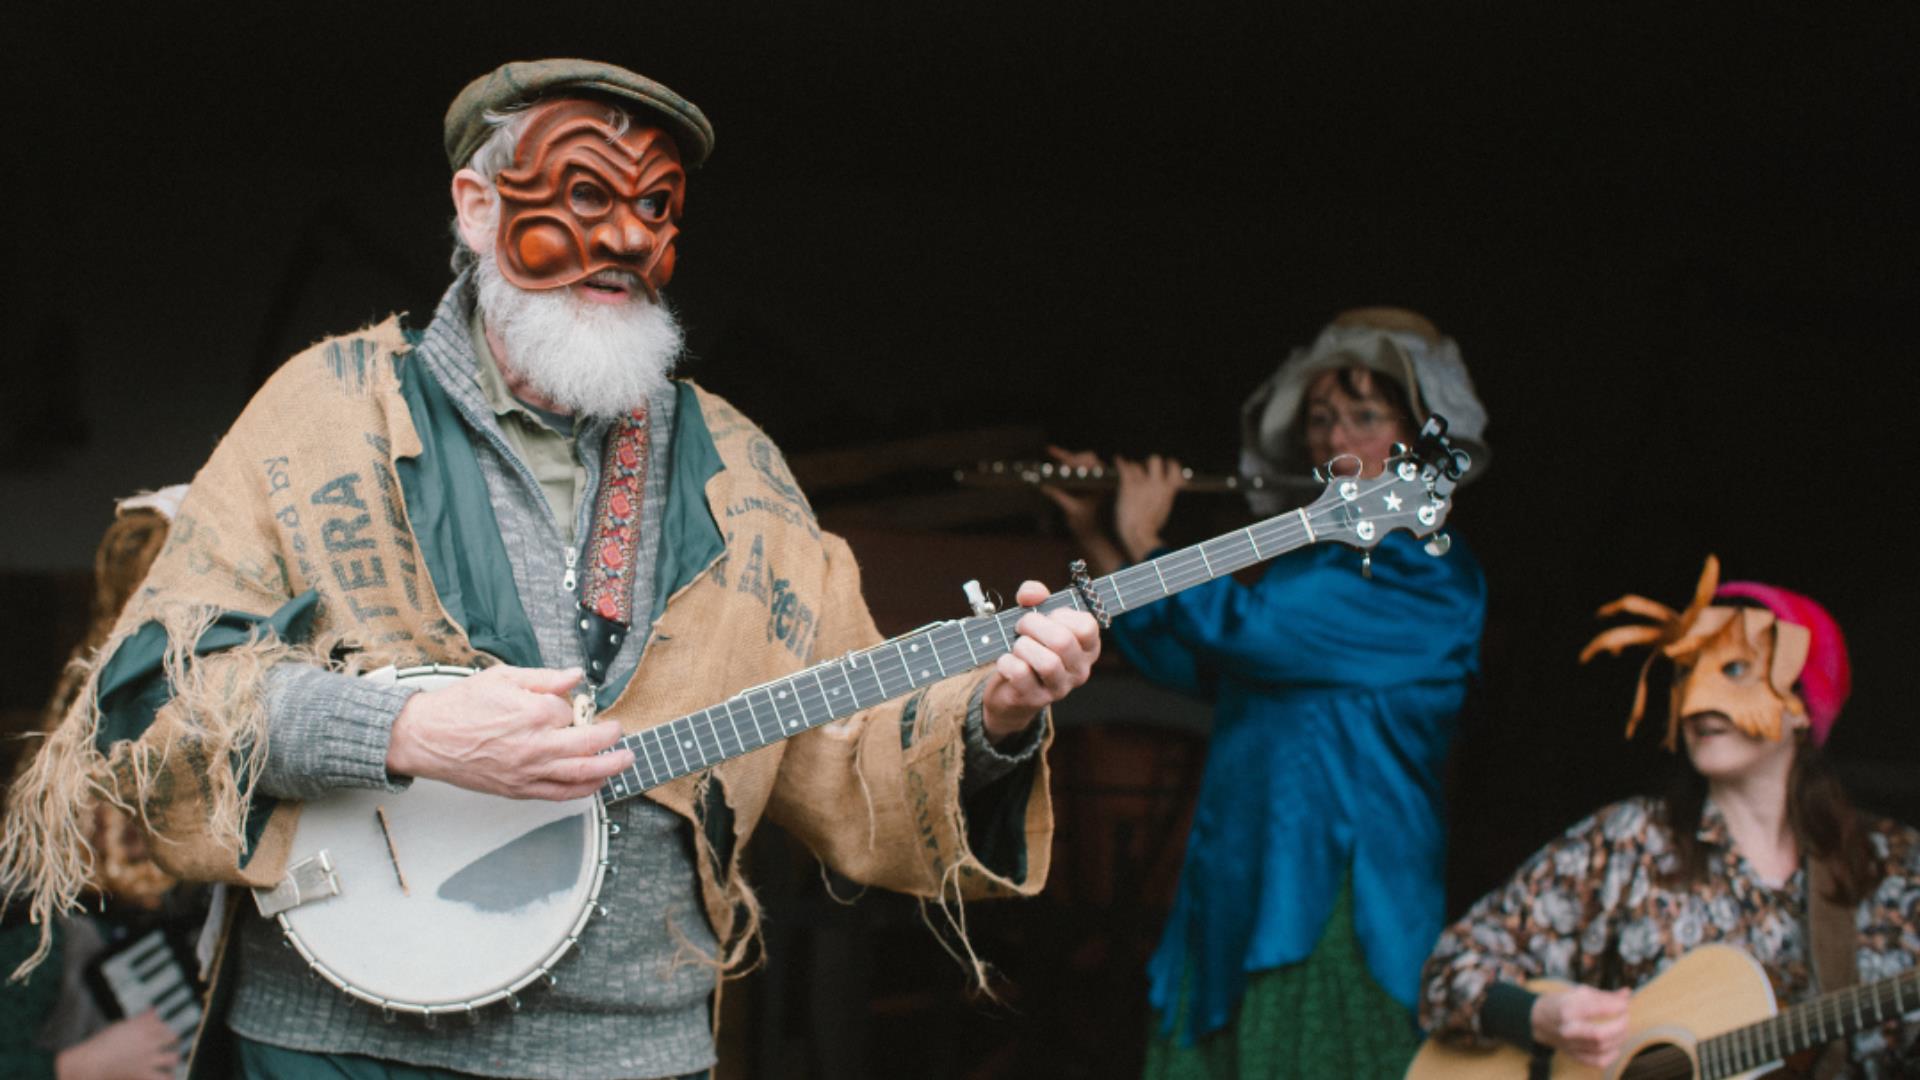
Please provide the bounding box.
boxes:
[1142,881,1419,1080]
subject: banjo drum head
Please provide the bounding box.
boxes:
[274,667,609,1013]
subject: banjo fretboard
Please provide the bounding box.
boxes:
[601,417,1465,803]
[603,503,1351,802]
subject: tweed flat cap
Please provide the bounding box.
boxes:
[444,58,714,170]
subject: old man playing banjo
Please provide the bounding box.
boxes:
[4,58,1101,1080]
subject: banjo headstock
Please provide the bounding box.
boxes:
[1299,416,1469,554]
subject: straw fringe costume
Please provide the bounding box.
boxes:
[4,281,1053,1078]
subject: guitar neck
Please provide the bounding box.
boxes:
[1698,967,1920,1078]
[597,509,1321,803]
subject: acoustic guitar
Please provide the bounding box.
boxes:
[250,420,1469,1021]
[1406,943,1920,1079]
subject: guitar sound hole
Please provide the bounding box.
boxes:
[1620,1040,1695,1080]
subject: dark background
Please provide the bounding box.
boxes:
[3,3,1916,1074]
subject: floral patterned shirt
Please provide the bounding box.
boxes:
[1420,796,1920,1077]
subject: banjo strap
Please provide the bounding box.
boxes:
[577,406,651,692]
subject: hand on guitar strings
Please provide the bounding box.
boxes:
[1041,446,1188,574]
[1531,985,1632,1068]
[385,665,633,801]
[980,580,1103,744]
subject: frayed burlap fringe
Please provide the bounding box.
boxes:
[2,604,312,981]
[818,858,870,905]
[844,713,879,853]
[714,872,766,977]
[3,612,165,980]
[817,719,877,908]
[920,870,998,1002]
[686,772,768,989]
[836,695,998,997]
[916,768,998,1000]
[908,693,996,995]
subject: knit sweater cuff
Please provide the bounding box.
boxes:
[960,678,1046,794]
[260,665,422,800]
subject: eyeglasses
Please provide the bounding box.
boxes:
[1302,406,1404,439]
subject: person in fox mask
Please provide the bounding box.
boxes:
[1419,557,1920,1077]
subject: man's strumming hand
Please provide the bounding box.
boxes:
[386,665,632,801]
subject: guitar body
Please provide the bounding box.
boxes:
[1406,944,1782,1079]
[262,667,612,1017]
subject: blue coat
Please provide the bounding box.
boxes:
[1113,530,1485,1041]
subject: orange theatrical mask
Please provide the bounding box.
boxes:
[1580,555,1812,749]
[493,98,687,297]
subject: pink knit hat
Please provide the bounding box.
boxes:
[1713,581,1852,745]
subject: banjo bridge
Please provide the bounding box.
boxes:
[375,806,411,896]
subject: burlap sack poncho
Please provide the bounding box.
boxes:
[4,318,1053,977]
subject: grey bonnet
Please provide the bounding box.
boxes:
[1238,320,1490,516]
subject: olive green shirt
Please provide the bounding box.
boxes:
[469,310,585,543]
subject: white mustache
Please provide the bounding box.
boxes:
[582,268,643,290]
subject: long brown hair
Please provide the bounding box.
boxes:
[1659,732,1881,905]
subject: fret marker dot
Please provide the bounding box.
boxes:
[911,643,919,652]
[788,720,797,728]
[683,740,692,749]
[777,690,787,698]
[831,687,841,695]
[921,669,930,678]
[980,635,990,644]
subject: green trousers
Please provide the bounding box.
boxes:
[1142,881,1420,1080]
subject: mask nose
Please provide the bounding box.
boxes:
[591,206,655,261]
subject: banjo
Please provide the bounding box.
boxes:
[252,419,1470,1020]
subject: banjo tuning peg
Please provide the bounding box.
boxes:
[963,579,996,616]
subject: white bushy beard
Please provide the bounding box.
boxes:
[472,241,683,419]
